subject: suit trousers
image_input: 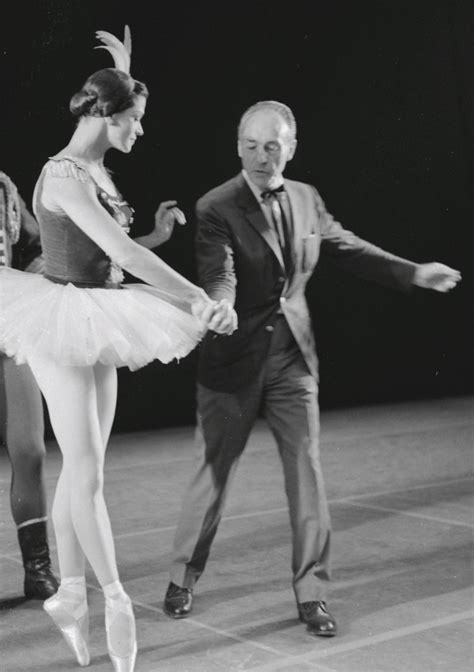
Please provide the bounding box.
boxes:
[170,315,331,602]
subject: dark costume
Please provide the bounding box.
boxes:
[0,170,58,598]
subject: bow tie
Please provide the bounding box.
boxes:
[261,184,285,200]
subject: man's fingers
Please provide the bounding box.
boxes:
[209,307,238,334]
[209,311,230,331]
[416,263,462,291]
[209,315,225,330]
[222,319,237,335]
[193,300,237,333]
[441,280,457,292]
[441,267,462,281]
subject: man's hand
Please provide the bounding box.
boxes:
[208,299,238,335]
[414,263,461,293]
[153,200,187,245]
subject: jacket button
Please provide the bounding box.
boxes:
[265,325,274,332]
[280,296,286,304]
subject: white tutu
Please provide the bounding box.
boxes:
[0,268,205,370]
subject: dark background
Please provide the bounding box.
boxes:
[1,0,472,432]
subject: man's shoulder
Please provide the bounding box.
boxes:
[196,175,320,212]
[197,174,243,211]
[285,177,318,195]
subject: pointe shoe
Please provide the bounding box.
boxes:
[105,594,137,672]
[44,592,90,666]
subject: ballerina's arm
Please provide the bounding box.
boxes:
[42,174,212,313]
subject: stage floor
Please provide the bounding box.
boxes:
[1,396,473,672]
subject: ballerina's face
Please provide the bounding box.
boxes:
[107,95,147,153]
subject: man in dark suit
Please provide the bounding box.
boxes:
[162,101,461,636]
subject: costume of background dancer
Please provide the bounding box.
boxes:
[163,100,461,637]
[0,28,227,672]
[0,171,58,600]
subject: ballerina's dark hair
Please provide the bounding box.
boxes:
[69,26,148,118]
[69,68,148,118]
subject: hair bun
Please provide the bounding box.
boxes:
[69,68,148,119]
[69,88,99,117]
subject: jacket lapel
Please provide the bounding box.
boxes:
[235,175,286,271]
[284,179,303,258]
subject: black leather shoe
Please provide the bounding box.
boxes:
[163,582,193,619]
[298,601,337,637]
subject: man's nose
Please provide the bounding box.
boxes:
[256,146,268,163]
[137,122,144,136]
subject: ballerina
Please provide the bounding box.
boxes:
[0,26,220,671]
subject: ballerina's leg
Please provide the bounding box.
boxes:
[29,354,136,671]
[28,354,119,586]
[93,362,118,450]
[93,362,137,672]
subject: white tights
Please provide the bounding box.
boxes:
[28,354,119,587]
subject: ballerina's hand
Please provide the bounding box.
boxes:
[153,200,186,245]
[191,292,217,327]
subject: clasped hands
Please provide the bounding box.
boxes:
[154,201,237,335]
[192,297,238,336]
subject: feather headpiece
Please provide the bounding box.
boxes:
[95,25,132,74]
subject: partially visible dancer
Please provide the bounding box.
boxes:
[0,170,58,600]
[163,100,461,638]
[0,27,222,672]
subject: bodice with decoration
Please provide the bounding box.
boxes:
[96,184,135,285]
[33,156,135,288]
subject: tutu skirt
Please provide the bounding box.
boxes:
[0,268,205,370]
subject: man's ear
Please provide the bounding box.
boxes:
[105,115,118,126]
[237,140,242,158]
[287,139,297,161]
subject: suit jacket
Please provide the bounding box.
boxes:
[196,173,417,392]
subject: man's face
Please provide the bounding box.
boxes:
[238,110,296,190]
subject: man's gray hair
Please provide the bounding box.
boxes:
[238,101,297,141]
